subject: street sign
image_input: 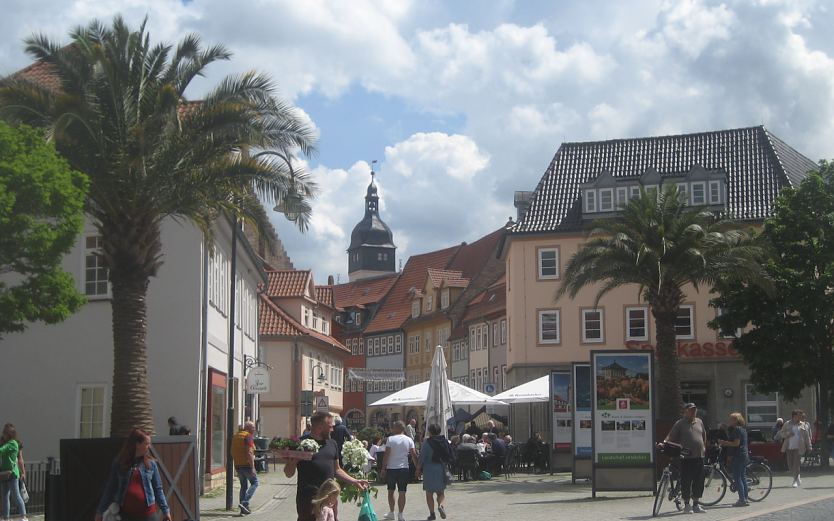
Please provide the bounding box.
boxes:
[484,383,496,395]
[316,396,330,413]
[301,390,314,417]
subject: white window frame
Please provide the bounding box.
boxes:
[625,306,649,341]
[427,295,433,312]
[426,331,432,353]
[644,184,658,195]
[599,188,614,212]
[83,234,110,298]
[630,186,642,199]
[538,310,560,344]
[395,335,402,353]
[76,384,109,438]
[745,384,779,426]
[582,308,604,343]
[538,247,559,280]
[359,338,364,355]
[616,187,629,207]
[584,190,597,213]
[441,291,449,309]
[501,320,507,344]
[493,323,498,347]
[412,301,420,318]
[675,305,695,339]
[709,181,721,204]
[691,182,706,205]
[677,183,688,204]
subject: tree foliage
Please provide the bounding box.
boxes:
[711,162,834,425]
[0,16,318,436]
[557,183,771,419]
[0,122,88,337]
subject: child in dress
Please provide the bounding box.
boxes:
[311,478,341,521]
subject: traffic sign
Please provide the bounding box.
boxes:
[301,390,314,416]
[316,396,330,413]
[485,383,496,395]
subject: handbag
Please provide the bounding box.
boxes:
[19,479,28,503]
[102,502,121,521]
[358,490,378,521]
[0,471,11,482]
[443,464,454,485]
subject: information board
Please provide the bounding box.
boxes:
[572,363,592,457]
[550,371,572,451]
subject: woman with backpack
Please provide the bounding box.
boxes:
[417,424,452,520]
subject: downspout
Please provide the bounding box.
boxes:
[292,336,301,436]
[254,286,266,436]
[198,239,210,495]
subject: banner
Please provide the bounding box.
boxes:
[347,368,405,381]
[572,364,592,456]
[591,351,654,465]
[551,371,572,451]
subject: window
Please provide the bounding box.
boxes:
[502,366,507,391]
[77,385,106,438]
[582,309,604,343]
[691,182,706,205]
[425,372,430,382]
[538,248,559,279]
[493,367,499,387]
[538,310,560,344]
[427,295,433,312]
[675,305,694,339]
[415,335,420,355]
[322,317,328,334]
[408,336,414,355]
[746,385,779,425]
[426,331,431,352]
[359,338,364,355]
[441,291,449,309]
[413,301,420,318]
[718,308,742,339]
[470,328,477,351]
[444,327,449,347]
[584,190,596,213]
[626,307,648,341]
[304,307,310,327]
[493,323,498,347]
[312,312,318,330]
[471,370,476,389]
[358,380,364,392]
[599,188,614,211]
[350,338,358,355]
[677,183,688,204]
[355,312,362,325]
[476,368,482,390]
[437,329,442,350]
[381,336,387,354]
[395,335,402,353]
[84,235,109,297]
[501,320,507,344]
[452,345,458,362]
[616,187,628,207]
[709,181,721,204]
[630,186,641,199]
[644,184,658,195]
[481,325,488,349]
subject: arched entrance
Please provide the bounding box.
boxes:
[345,409,365,431]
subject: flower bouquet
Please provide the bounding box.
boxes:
[338,439,378,505]
[272,436,319,461]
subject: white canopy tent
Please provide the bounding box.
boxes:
[425,346,454,430]
[370,380,507,407]
[492,375,550,403]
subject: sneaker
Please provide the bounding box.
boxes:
[797,477,802,486]
[733,499,748,507]
[428,514,437,521]
[438,504,446,519]
[398,514,407,521]
[683,505,693,514]
[239,503,251,515]
[384,512,395,520]
[693,504,706,513]
[792,480,799,488]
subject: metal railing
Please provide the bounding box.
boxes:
[11,458,60,516]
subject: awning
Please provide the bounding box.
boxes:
[347,368,405,382]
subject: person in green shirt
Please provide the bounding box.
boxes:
[0,424,26,521]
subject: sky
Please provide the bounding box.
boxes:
[2,0,833,283]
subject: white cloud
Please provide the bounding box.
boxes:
[384,132,489,181]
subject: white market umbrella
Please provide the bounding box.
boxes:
[370,379,507,406]
[425,345,454,431]
[492,375,550,403]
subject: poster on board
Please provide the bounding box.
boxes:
[572,364,592,457]
[592,351,654,465]
[551,371,572,451]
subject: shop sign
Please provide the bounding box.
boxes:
[625,340,738,357]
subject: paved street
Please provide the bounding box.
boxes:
[194,463,834,521]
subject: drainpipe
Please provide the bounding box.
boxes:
[225,220,238,511]
[198,239,210,495]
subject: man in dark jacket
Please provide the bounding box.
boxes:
[331,418,353,466]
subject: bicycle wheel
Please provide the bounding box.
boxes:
[699,465,727,506]
[746,462,772,502]
[653,473,670,517]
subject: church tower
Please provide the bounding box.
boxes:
[347,169,396,281]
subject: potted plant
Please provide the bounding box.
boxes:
[272,436,319,461]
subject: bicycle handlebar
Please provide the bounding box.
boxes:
[657,440,692,458]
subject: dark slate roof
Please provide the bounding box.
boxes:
[512,126,817,234]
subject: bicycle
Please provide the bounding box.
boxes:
[700,446,773,506]
[653,441,691,517]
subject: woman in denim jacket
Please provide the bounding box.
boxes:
[95,428,171,521]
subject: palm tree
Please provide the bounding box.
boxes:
[555,184,770,420]
[0,16,318,436]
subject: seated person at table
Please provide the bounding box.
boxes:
[503,435,512,446]
[482,434,507,475]
[525,433,546,473]
[458,435,478,451]
[465,421,483,440]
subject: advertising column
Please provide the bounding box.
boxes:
[591,351,655,496]
[571,363,592,482]
[550,371,572,471]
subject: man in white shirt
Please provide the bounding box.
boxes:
[381,421,420,521]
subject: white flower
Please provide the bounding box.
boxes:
[298,439,320,453]
[341,439,370,471]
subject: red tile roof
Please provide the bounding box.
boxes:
[333,273,399,311]
[264,270,311,298]
[365,245,460,333]
[7,59,61,92]
[446,228,504,280]
[460,281,506,324]
[315,285,334,308]
[427,269,468,289]
[259,294,348,353]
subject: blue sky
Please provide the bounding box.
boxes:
[2,0,833,282]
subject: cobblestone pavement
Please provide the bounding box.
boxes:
[195,464,834,521]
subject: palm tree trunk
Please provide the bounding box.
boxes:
[653,307,683,421]
[109,272,155,437]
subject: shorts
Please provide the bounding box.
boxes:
[385,468,409,492]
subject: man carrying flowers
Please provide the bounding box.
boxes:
[285,412,369,521]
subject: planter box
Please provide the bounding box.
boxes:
[274,449,315,461]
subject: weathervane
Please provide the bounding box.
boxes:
[371,159,377,182]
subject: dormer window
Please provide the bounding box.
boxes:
[599,188,614,212]
[441,291,449,309]
[616,187,628,207]
[413,301,420,318]
[427,295,433,312]
[691,182,706,205]
[355,312,362,325]
[630,186,641,199]
[584,190,596,213]
[709,181,721,204]
[677,183,688,204]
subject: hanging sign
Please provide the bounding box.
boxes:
[246,367,270,394]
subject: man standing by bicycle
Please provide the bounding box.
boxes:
[663,403,707,514]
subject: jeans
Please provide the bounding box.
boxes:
[731,458,749,500]
[679,457,705,503]
[236,467,259,507]
[1,477,26,518]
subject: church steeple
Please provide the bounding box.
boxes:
[347,165,396,282]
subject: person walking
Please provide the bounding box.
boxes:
[0,425,27,521]
[167,417,181,436]
[718,413,749,506]
[776,409,812,487]
[660,403,707,514]
[95,428,171,521]
[405,419,417,441]
[381,421,420,521]
[311,479,340,521]
[418,424,451,521]
[284,412,368,521]
[231,421,258,515]
[331,418,353,467]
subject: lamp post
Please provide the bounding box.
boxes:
[311,362,326,408]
